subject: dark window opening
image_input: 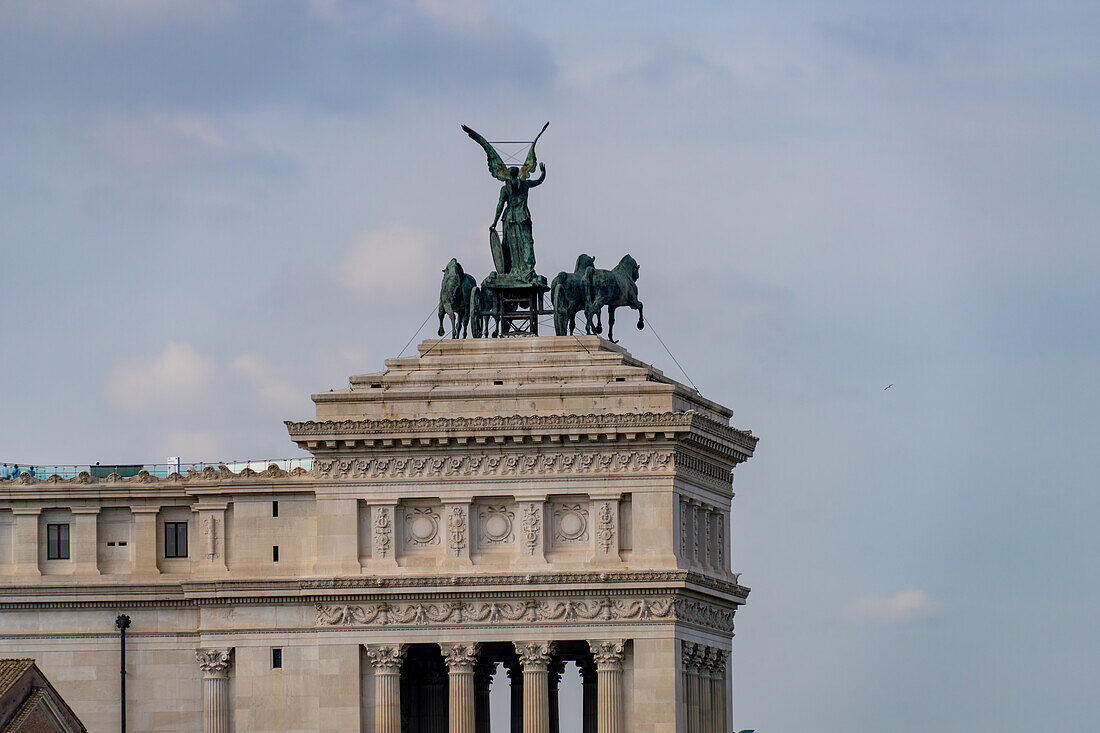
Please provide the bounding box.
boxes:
[272,648,282,669]
[272,500,279,518]
[493,380,504,385]
[107,542,116,547]
[165,522,188,558]
[47,524,69,560]
[118,541,127,546]
[615,377,626,382]
[272,545,280,562]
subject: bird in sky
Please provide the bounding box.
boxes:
[884,384,893,390]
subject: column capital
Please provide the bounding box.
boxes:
[196,648,233,678]
[589,640,626,670]
[514,641,555,670]
[365,643,407,671]
[680,640,701,670]
[440,642,481,671]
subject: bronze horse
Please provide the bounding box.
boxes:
[550,253,596,336]
[584,254,644,343]
[437,258,477,339]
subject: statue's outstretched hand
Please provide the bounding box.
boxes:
[539,163,546,172]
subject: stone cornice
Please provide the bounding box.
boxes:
[286,411,757,463]
[0,570,749,609]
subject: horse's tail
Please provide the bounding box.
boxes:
[550,273,564,310]
[470,287,482,338]
[583,265,596,313]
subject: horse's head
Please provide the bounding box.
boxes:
[442,257,464,279]
[617,254,640,282]
[574,253,595,273]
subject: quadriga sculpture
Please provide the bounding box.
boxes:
[584,255,644,343]
[551,254,596,336]
[437,258,477,339]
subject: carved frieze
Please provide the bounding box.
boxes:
[315,449,674,480]
[314,595,735,634]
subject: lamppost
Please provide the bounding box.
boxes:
[115,614,131,733]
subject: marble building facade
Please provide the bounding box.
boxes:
[0,337,756,732]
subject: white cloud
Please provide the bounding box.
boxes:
[106,342,217,412]
[228,354,303,414]
[336,223,440,298]
[89,113,230,168]
[845,589,940,624]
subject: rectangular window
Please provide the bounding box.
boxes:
[271,648,282,669]
[47,524,69,560]
[164,522,188,558]
[272,500,279,518]
[272,545,279,562]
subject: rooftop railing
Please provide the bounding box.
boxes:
[0,458,314,481]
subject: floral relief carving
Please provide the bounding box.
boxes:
[521,503,541,555]
[596,501,616,553]
[447,505,467,556]
[196,648,233,676]
[364,644,407,671]
[374,507,393,558]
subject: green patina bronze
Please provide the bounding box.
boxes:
[583,254,644,343]
[550,253,596,336]
[462,122,549,288]
[437,258,477,339]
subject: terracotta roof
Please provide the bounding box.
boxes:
[0,688,46,733]
[0,661,33,697]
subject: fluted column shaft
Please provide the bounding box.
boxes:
[196,649,232,733]
[590,640,625,733]
[366,644,407,733]
[515,642,555,733]
[442,643,479,733]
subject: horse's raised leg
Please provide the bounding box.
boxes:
[437,305,446,337]
[636,298,644,329]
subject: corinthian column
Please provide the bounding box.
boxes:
[711,648,729,733]
[441,642,480,733]
[590,640,625,733]
[514,641,555,733]
[196,648,232,733]
[365,644,407,733]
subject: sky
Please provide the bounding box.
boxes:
[1,1,1098,730]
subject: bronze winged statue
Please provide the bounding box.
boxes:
[462,122,549,286]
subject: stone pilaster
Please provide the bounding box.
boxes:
[590,640,625,733]
[442,501,472,566]
[591,496,620,564]
[681,641,701,733]
[368,502,400,570]
[130,506,160,575]
[70,507,100,576]
[314,497,360,575]
[578,658,597,733]
[12,508,40,577]
[515,641,555,733]
[365,644,406,733]
[516,499,547,566]
[441,642,480,733]
[196,648,232,733]
[711,648,729,733]
[193,503,228,575]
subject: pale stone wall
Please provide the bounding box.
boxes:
[0,337,755,733]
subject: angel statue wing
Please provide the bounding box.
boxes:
[462,124,509,182]
[519,121,550,180]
